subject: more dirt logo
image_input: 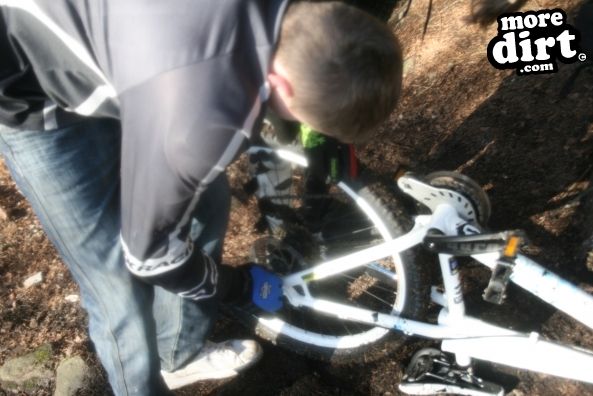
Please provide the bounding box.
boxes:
[487,9,587,75]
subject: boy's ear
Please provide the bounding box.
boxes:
[267,58,301,121]
[267,70,294,101]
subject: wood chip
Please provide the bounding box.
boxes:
[23,272,44,288]
[65,295,80,303]
[0,206,8,222]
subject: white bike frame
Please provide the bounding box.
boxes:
[278,174,593,384]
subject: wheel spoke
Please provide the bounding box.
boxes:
[243,147,423,356]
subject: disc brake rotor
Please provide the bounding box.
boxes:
[425,171,491,226]
[250,236,307,275]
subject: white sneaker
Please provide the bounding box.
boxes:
[160,339,263,390]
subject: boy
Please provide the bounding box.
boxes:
[0,0,402,394]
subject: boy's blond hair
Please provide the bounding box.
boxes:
[275,1,403,143]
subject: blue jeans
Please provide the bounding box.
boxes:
[0,119,230,395]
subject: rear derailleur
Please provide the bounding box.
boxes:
[399,348,504,396]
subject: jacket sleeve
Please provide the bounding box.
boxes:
[118,61,266,301]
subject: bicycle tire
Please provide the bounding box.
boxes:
[233,148,430,363]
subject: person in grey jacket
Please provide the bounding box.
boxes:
[0,0,402,394]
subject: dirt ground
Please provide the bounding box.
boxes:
[1,0,593,395]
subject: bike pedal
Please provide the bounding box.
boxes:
[400,348,504,396]
[483,260,515,305]
[249,266,284,312]
[398,381,504,396]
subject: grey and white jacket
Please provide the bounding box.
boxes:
[0,0,289,300]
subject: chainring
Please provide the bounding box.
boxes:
[404,347,449,380]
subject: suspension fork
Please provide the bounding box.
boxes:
[426,204,483,366]
[438,253,466,318]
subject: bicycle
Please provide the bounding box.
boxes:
[233,143,593,396]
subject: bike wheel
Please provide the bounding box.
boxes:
[234,147,430,363]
